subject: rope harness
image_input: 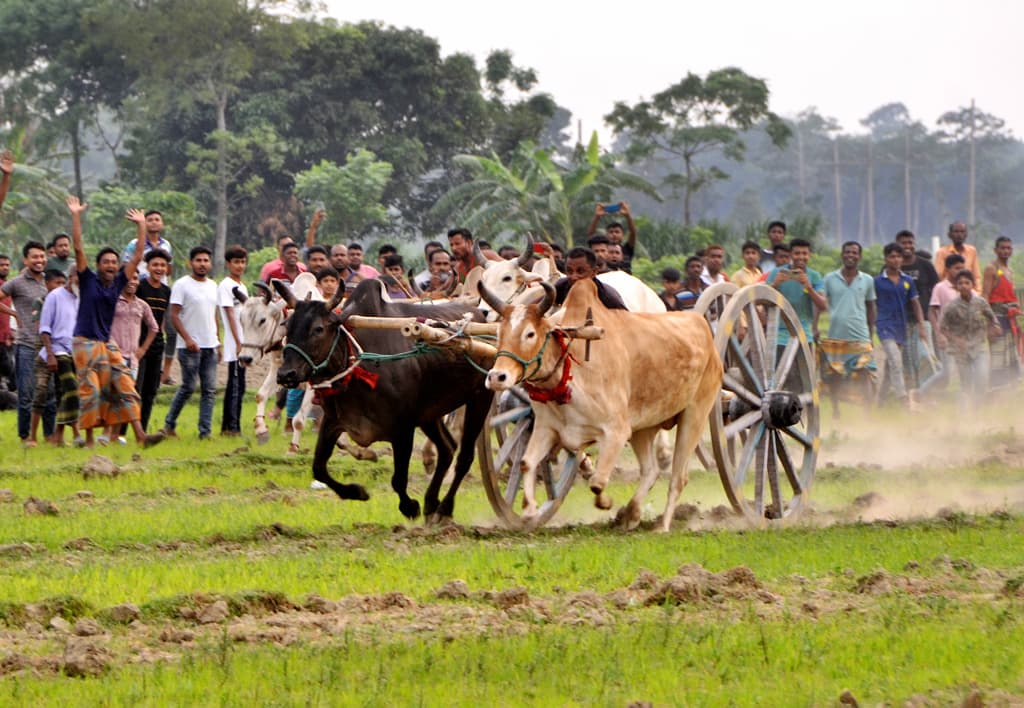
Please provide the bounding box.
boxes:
[495,329,577,405]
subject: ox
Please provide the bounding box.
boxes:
[480,278,722,531]
[235,275,317,453]
[275,279,493,522]
[472,238,667,317]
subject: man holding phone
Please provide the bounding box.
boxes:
[767,238,827,387]
[587,202,638,272]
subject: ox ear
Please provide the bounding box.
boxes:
[272,278,297,309]
[254,281,273,303]
[232,286,248,304]
[516,233,534,267]
[473,239,492,269]
[477,280,508,315]
[536,280,555,318]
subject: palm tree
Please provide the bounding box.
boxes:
[431,132,660,247]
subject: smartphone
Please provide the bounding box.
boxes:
[603,203,622,213]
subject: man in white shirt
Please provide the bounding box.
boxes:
[219,245,248,436]
[162,245,220,439]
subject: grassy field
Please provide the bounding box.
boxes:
[1,391,1023,706]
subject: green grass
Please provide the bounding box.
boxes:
[1,391,1023,704]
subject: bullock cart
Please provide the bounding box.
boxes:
[345,281,819,529]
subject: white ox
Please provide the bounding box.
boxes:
[480,279,722,531]
[472,239,665,318]
[235,273,319,454]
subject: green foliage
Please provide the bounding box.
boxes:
[606,67,791,226]
[186,124,287,208]
[637,219,735,261]
[293,151,394,240]
[246,245,279,281]
[433,132,659,247]
[86,187,211,254]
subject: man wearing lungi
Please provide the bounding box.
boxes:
[67,196,165,449]
[982,236,1020,390]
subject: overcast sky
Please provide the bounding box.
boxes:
[321,0,1022,143]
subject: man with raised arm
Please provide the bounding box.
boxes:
[0,150,14,211]
[67,196,164,448]
[587,202,638,272]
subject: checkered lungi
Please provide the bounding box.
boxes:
[72,337,141,429]
[33,353,79,425]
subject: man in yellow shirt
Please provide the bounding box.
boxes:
[935,221,981,290]
[731,241,763,287]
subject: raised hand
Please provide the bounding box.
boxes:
[594,203,606,216]
[0,150,13,175]
[66,195,89,214]
[125,208,147,224]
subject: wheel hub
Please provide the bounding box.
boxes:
[761,390,803,429]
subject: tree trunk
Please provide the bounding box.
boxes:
[70,120,84,201]
[683,157,693,227]
[214,92,229,275]
[866,138,876,243]
[832,139,842,245]
[904,130,912,228]
[968,98,976,226]
[796,127,806,209]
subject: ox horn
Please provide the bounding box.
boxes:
[327,283,345,313]
[536,280,555,318]
[516,233,534,267]
[232,286,248,304]
[272,278,297,309]
[473,239,492,269]
[408,269,424,297]
[254,281,273,303]
[443,271,459,296]
[477,281,507,314]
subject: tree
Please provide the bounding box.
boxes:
[85,186,212,254]
[937,101,1013,226]
[605,67,791,227]
[293,150,394,240]
[431,132,659,246]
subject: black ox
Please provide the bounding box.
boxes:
[275,279,493,522]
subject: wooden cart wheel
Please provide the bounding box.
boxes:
[692,282,739,471]
[708,284,819,523]
[476,386,580,529]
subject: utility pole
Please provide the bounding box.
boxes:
[968,98,976,226]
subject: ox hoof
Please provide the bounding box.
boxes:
[614,503,642,530]
[256,431,270,445]
[592,490,613,511]
[334,483,369,501]
[400,498,421,520]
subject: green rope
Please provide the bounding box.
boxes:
[358,341,440,363]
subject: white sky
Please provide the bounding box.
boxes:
[321,0,1023,143]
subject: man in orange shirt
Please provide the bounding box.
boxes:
[934,222,981,289]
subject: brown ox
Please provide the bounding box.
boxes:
[480,278,722,531]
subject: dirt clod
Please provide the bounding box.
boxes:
[82,455,119,479]
[159,627,195,643]
[961,690,984,708]
[62,639,112,677]
[493,587,529,610]
[106,603,140,624]
[435,580,471,600]
[629,569,660,591]
[672,503,700,521]
[852,492,884,509]
[0,489,16,503]
[0,542,45,558]
[24,497,59,515]
[838,689,860,707]
[49,616,72,633]
[74,490,95,500]
[74,618,105,637]
[197,600,230,624]
[304,594,338,613]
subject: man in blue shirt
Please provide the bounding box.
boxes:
[68,196,165,448]
[767,238,827,389]
[874,242,927,408]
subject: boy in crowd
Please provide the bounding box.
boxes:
[219,246,248,436]
[316,266,341,304]
[381,254,413,299]
[731,241,763,287]
[940,270,1001,406]
[106,271,158,443]
[135,249,172,431]
[29,269,78,446]
[874,242,927,408]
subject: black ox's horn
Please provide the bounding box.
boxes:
[232,286,248,304]
[254,280,273,303]
[408,268,424,297]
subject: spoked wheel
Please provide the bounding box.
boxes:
[709,284,819,524]
[476,386,580,529]
[693,282,739,471]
